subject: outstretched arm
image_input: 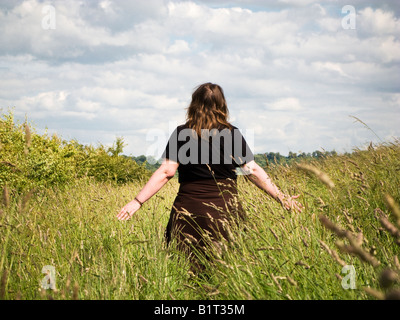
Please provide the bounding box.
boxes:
[240,160,303,213]
[117,159,179,221]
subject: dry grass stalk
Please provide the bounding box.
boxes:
[0,269,8,299]
[271,273,283,292]
[296,164,335,189]
[363,287,385,300]
[385,289,400,300]
[24,123,31,148]
[287,276,298,287]
[378,211,400,246]
[2,184,10,208]
[318,240,346,267]
[342,209,353,223]
[347,159,360,169]
[269,227,279,241]
[303,226,311,239]
[23,123,32,156]
[342,210,356,232]
[355,232,364,246]
[183,283,196,291]
[335,240,380,267]
[355,195,369,206]
[319,215,349,238]
[72,282,79,300]
[20,189,35,213]
[295,260,310,269]
[138,274,149,285]
[384,194,400,226]
[317,197,326,207]
[319,215,380,267]
[256,246,282,251]
[379,269,399,289]
[394,256,400,271]
[215,259,234,270]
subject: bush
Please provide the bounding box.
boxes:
[0,111,150,193]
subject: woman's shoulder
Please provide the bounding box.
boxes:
[214,123,238,131]
[175,123,241,132]
[229,124,242,132]
[174,123,189,133]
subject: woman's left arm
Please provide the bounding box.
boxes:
[240,160,303,213]
[117,159,179,221]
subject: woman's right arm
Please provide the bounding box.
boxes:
[116,159,179,221]
[240,160,303,213]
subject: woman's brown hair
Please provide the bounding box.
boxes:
[185,82,232,137]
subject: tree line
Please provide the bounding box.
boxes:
[131,149,340,172]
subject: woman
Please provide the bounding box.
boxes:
[117,83,303,271]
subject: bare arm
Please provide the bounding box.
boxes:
[117,159,179,221]
[240,160,303,213]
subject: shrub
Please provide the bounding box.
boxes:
[0,111,150,193]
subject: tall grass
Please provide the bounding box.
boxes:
[1,114,399,299]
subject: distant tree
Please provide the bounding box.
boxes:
[312,150,324,158]
[131,155,161,172]
[108,137,125,157]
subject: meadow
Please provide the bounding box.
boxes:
[1,111,399,300]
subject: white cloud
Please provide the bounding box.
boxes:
[267,98,303,111]
[358,7,400,37]
[279,0,317,5]
[165,40,191,54]
[0,1,399,157]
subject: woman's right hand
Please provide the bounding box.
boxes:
[281,194,303,213]
[116,200,141,221]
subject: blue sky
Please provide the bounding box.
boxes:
[0,0,399,158]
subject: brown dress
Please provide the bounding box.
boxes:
[165,178,245,270]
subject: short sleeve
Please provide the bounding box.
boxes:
[161,127,179,163]
[231,127,254,167]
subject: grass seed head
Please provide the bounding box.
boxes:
[296,164,335,189]
[363,287,385,300]
[2,184,10,208]
[385,289,400,300]
[384,194,400,226]
[72,282,79,300]
[24,123,31,148]
[379,214,400,244]
[24,123,32,155]
[379,268,399,289]
[0,269,8,300]
[394,256,400,271]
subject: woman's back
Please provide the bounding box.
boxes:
[162,123,254,183]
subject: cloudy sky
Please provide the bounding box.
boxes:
[1,0,399,158]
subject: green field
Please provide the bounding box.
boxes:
[1,111,399,300]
